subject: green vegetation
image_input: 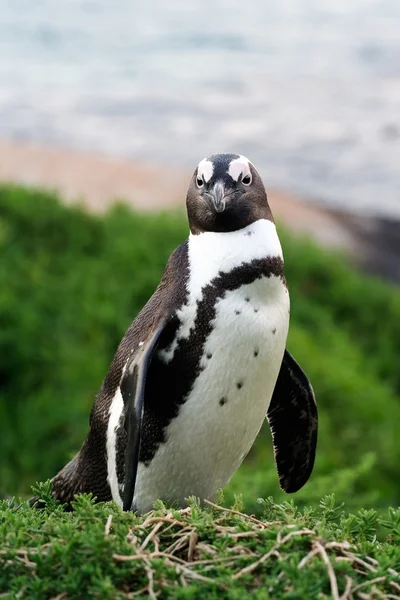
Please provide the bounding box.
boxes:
[1,484,400,599]
[0,183,400,517]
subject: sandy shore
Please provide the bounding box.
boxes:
[0,140,398,282]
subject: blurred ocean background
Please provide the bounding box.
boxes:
[0,0,399,217]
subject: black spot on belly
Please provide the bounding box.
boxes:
[235,310,241,315]
[206,352,213,359]
[272,328,277,334]
[219,397,227,406]
[236,381,243,390]
[245,297,250,302]
[254,308,259,313]
[254,349,259,357]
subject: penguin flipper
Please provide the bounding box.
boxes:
[121,320,168,511]
[267,349,318,493]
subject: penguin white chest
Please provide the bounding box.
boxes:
[134,273,289,513]
[132,219,290,513]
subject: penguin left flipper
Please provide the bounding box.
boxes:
[267,350,318,493]
[121,320,168,511]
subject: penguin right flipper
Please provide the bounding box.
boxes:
[121,320,168,511]
[120,242,190,512]
[267,350,318,493]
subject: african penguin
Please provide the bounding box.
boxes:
[31,153,317,515]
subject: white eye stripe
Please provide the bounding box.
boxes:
[197,158,214,183]
[228,155,252,182]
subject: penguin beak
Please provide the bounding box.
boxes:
[210,181,226,213]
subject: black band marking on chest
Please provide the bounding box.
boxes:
[140,256,285,465]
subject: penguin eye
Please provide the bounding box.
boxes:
[196,177,204,188]
[242,174,252,186]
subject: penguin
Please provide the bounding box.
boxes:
[31,153,317,514]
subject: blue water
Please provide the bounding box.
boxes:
[0,0,399,216]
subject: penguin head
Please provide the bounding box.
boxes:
[186,154,274,234]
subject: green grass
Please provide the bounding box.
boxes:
[1,183,400,516]
[1,483,400,599]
